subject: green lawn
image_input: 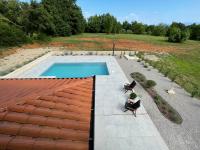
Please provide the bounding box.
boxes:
[158,49,200,96]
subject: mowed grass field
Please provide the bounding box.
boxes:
[52,33,200,95]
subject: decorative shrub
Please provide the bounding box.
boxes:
[131,72,183,124]
[164,69,170,77]
[191,84,199,97]
[145,80,157,88]
[129,92,137,99]
[144,64,148,68]
[131,72,146,83]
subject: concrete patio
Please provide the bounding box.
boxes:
[5,55,169,150]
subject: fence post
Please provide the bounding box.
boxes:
[112,42,115,56]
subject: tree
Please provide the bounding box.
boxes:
[146,25,155,35]
[171,22,187,30]
[69,5,85,34]
[42,0,85,36]
[102,13,114,34]
[131,21,145,34]
[116,22,122,33]
[0,0,22,25]
[122,21,131,32]
[168,26,190,43]
[22,1,55,36]
[86,15,101,33]
[189,24,200,41]
[0,21,27,46]
[152,23,168,36]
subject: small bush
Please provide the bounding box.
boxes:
[191,84,199,97]
[126,30,133,34]
[36,33,51,42]
[145,80,157,88]
[144,64,148,68]
[131,72,146,83]
[88,52,93,55]
[153,93,183,124]
[169,71,178,82]
[130,92,137,99]
[164,70,170,77]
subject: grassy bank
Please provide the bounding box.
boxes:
[155,50,200,97]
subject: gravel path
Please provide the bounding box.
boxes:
[116,57,200,150]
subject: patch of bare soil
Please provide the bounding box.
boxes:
[0,48,50,76]
[78,37,177,52]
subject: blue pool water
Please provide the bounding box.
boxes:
[41,62,109,78]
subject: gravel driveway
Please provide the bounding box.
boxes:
[116,57,200,150]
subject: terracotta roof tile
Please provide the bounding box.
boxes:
[0,77,93,150]
[0,134,13,149]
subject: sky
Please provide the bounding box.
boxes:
[77,0,200,25]
[20,0,200,25]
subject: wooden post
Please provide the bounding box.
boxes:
[112,42,115,56]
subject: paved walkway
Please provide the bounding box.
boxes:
[7,56,169,150]
[116,57,200,150]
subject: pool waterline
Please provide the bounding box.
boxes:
[41,62,109,78]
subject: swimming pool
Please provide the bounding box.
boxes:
[41,62,109,78]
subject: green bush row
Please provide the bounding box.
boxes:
[131,72,183,124]
[130,72,156,88]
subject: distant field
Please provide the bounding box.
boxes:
[51,33,177,52]
[52,33,200,52]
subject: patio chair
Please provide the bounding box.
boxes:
[124,80,136,93]
[124,100,140,117]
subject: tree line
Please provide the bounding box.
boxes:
[0,0,85,46]
[86,16,200,43]
[85,14,121,34]
[0,0,200,47]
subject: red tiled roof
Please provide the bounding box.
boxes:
[0,78,94,150]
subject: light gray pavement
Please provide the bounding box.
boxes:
[116,57,200,150]
[95,57,168,150]
[7,56,169,150]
